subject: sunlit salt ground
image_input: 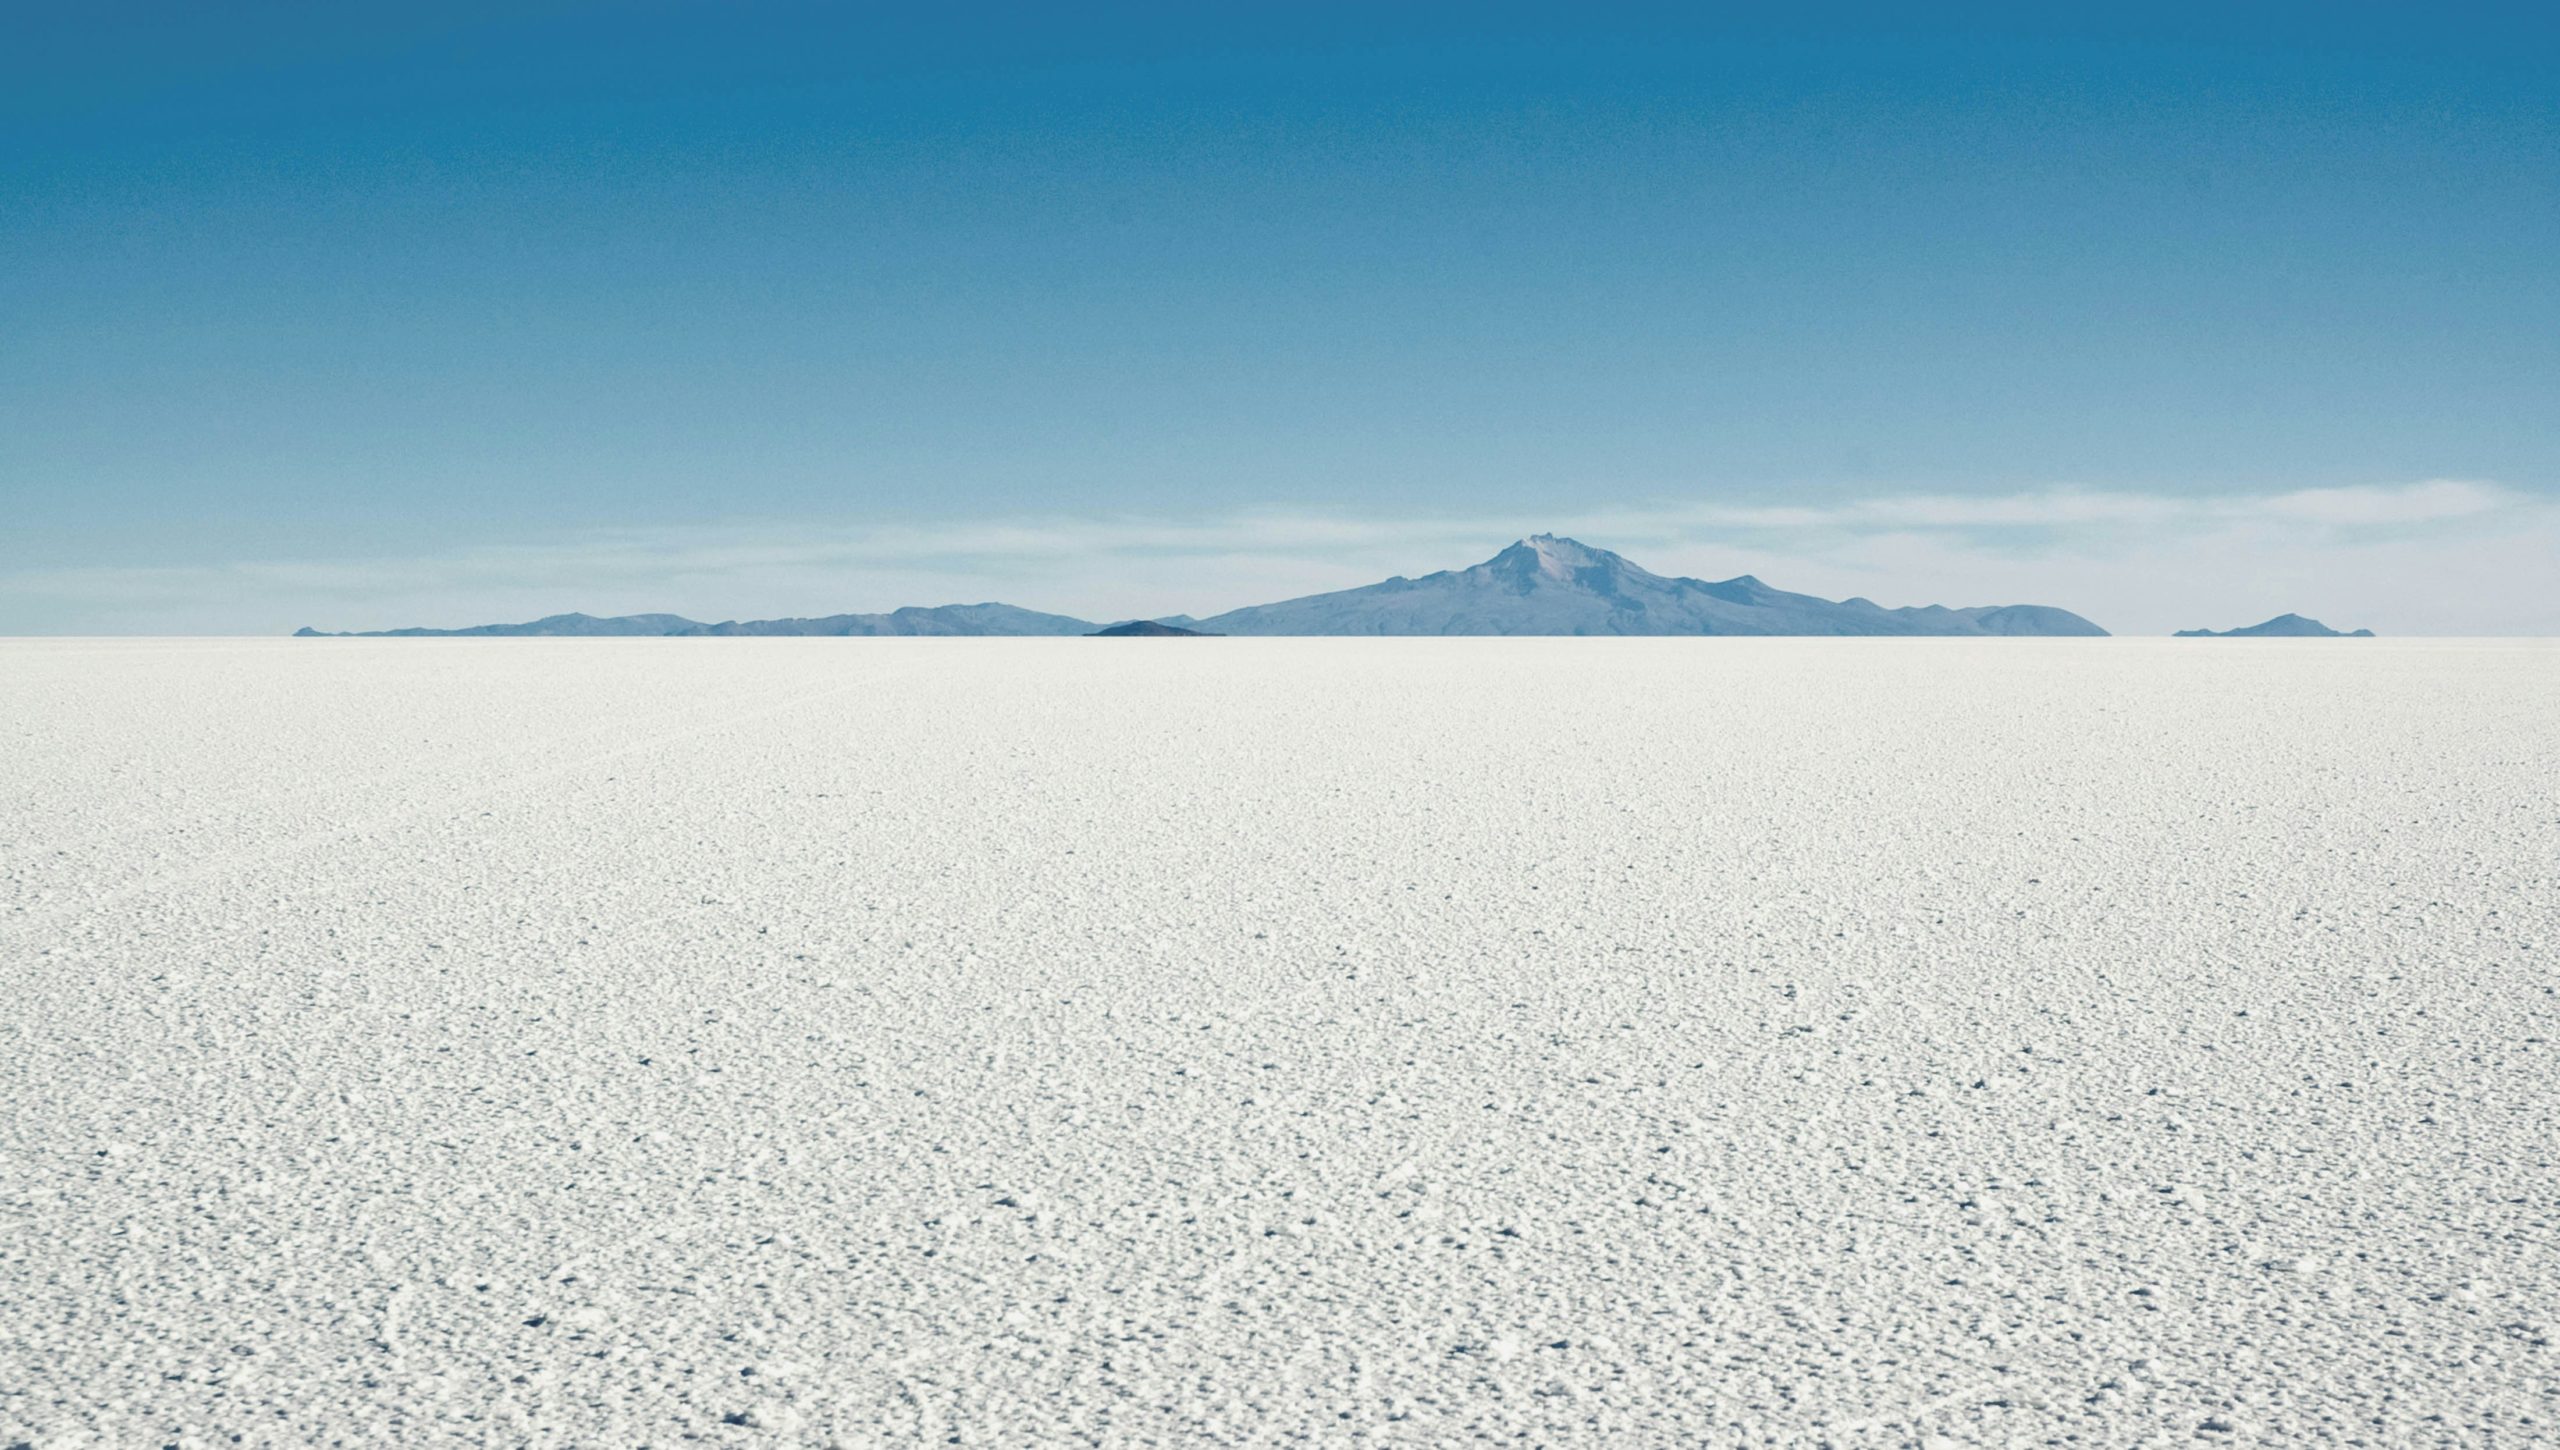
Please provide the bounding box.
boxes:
[2,639,2554,1448]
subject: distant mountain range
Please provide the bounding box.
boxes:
[295,534,2110,638]
[2175,613,2374,638]
[295,603,1091,638]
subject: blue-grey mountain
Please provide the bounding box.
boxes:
[2174,614,2374,638]
[1192,536,2108,636]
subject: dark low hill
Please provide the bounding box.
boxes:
[1088,620,1218,636]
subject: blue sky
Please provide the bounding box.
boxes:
[5,2,2555,633]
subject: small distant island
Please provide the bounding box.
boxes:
[1087,620,1218,637]
[2175,613,2375,638]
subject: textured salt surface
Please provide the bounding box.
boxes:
[2,638,2553,1447]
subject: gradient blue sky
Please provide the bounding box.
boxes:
[5,2,2555,633]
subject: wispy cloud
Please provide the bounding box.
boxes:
[4,480,2552,635]
[2250,479,2511,526]
[1579,478,2519,534]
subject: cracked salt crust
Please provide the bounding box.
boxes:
[1,637,2554,1446]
